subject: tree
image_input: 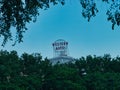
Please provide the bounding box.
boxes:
[20,53,42,75]
[0,0,119,46]
[2,50,120,89]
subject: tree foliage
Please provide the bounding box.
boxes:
[0,0,120,46]
[0,50,120,89]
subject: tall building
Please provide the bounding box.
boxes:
[50,39,74,64]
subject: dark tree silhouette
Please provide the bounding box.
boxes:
[1,50,120,89]
[0,0,119,45]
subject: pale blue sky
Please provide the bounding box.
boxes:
[1,1,120,58]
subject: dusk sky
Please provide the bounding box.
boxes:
[0,0,120,58]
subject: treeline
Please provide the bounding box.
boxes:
[0,50,120,90]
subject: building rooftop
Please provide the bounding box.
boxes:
[50,56,75,64]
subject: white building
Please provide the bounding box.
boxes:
[50,39,75,64]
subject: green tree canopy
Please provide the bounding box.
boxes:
[1,50,120,89]
[0,0,120,45]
